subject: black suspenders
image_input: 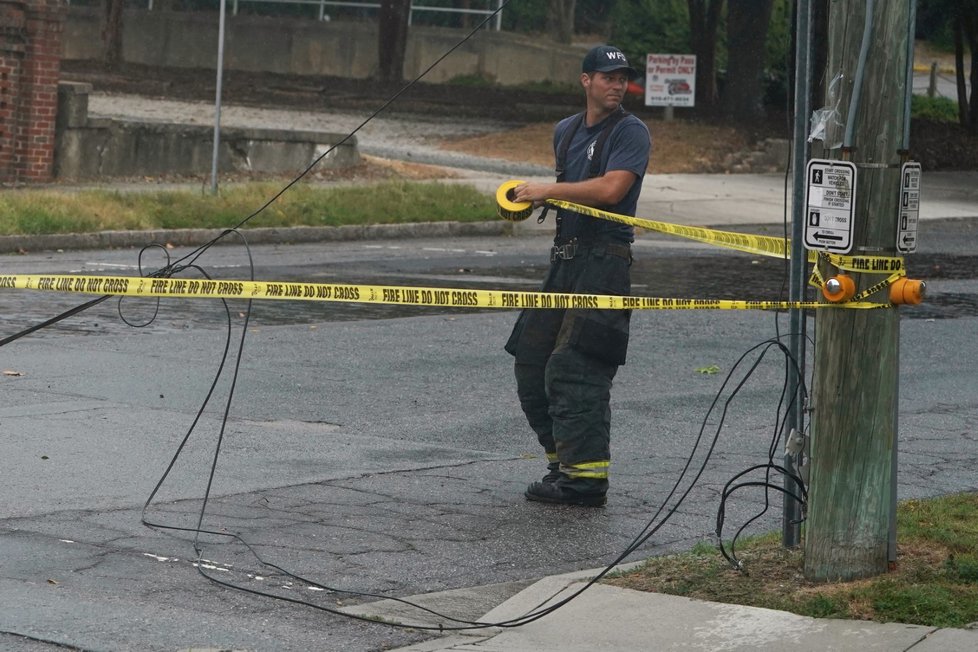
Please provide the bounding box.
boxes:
[555,106,629,182]
[552,106,630,241]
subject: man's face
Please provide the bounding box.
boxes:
[582,70,629,111]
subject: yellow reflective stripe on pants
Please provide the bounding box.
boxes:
[562,460,609,479]
[546,452,559,463]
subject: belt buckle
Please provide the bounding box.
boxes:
[550,240,577,263]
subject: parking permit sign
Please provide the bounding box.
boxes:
[644,54,696,107]
[804,159,857,253]
[897,162,921,253]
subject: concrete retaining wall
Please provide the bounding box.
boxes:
[62,7,583,85]
[54,81,358,179]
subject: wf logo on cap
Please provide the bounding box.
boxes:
[582,45,638,79]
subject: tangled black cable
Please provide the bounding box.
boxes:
[3,0,819,632]
[131,278,815,632]
[711,339,810,572]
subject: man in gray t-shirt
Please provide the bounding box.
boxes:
[504,45,651,507]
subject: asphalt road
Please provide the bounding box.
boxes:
[913,68,971,102]
[2,221,977,650]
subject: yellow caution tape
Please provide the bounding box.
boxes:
[829,254,904,274]
[850,271,906,303]
[2,274,889,310]
[809,267,825,289]
[4,186,913,314]
[495,180,534,222]
[524,190,906,274]
[546,198,790,259]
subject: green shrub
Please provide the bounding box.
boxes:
[911,95,959,122]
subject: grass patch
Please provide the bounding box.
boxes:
[606,492,978,627]
[0,181,495,235]
[912,95,959,122]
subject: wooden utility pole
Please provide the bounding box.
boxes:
[803,1,915,582]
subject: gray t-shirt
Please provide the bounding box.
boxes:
[552,110,651,243]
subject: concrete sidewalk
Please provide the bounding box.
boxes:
[351,567,978,652]
[452,169,978,229]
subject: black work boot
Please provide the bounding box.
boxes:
[525,476,607,507]
[542,461,561,483]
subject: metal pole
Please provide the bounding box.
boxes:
[211,0,227,195]
[891,0,918,566]
[784,0,812,549]
[494,0,502,31]
[903,0,917,152]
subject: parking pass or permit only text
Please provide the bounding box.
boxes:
[897,162,921,253]
[804,159,857,254]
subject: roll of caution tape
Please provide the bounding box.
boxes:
[1,273,890,310]
[495,180,533,222]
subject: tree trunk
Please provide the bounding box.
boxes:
[722,0,775,121]
[687,0,723,108]
[810,0,830,113]
[962,10,978,133]
[377,0,411,83]
[102,0,124,69]
[546,0,575,44]
[954,13,969,128]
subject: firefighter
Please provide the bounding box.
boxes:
[505,45,651,507]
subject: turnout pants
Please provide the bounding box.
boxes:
[505,240,631,483]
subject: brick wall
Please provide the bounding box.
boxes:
[0,0,65,184]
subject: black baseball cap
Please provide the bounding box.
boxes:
[582,45,639,79]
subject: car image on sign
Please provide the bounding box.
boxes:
[667,79,692,95]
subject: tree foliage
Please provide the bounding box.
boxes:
[608,0,791,117]
[915,0,977,132]
[609,0,690,62]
